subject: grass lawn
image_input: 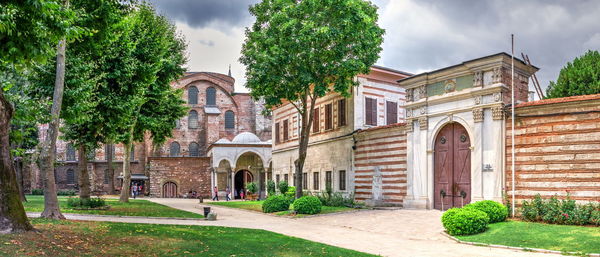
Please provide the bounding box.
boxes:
[455,220,600,255]
[207,200,356,217]
[23,195,202,219]
[0,219,374,257]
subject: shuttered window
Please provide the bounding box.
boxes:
[386,101,398,125]
[365,97,377,126]
[206,87,216,105]
[104,144,115,160]
[188,86,198,104]
[283,120,289,141]
[302,172,308,190]
[312,107,320,133]
[188,110,198,129]
[189,142,199,157]
[225,110,235,129]
[275,122,280,143]
[170,142,180,157]
[313,172,320,190]
[338,99,346,127]
[339,170,346,190]
[66,169,75,185]
[325,103,333,130]
[326,171,332,190]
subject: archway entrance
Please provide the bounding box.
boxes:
[434,122,471,210]
[234,170,253,199]
[162,182,178,198]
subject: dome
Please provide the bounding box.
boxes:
[232,132,262,144]
[215,138,231,144]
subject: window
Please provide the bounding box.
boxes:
[284,174,289,183]
[275,122,280,143]
[283,120,289,141]
[338,99,346,127]
[386,101,398,125]
[104,169,110,184]
[130,146,135,161]
[302,172,308,190]
[66,144,76,161]
[326,171,332,190]
[225,110,235,129]
[313,172,319,190]
[189,142,199,157]
[325,103,333,130]
[206,87,216,106]
[339,170,346,190]
[66,169,75,185]
[365,97,377,126]
[276,174,280,184]
[87,149,95,161]
[188,110,198,129]
[169,142,180,157]
[312,107,320,133]
[188,86,198,104]
[104,144,115,160]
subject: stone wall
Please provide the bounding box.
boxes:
[148,157,211,198]
[353,124,407,206]
[506,94,600,203]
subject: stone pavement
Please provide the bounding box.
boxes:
[28,199,556,257]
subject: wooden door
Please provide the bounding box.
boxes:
[434,123,471,210]
[162,182,177,198]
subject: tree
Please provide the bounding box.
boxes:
[240,0,384,198]
[546,50,600,98]
[117,4,187,202]
[0,0,76,232]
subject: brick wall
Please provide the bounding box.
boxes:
[506,94,600,203]
[353,123,407,206]
[148,157,211,197]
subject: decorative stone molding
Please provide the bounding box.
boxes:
[406,108,412,118]
[444,80,456,93]
[473,108,483,123]
[405,121,414,132]
[415,85,427,100]
[419,117,428,130]
[492,106,504,120]
[493,92,501,102]
[474,95,482,105]
[420,106,427,115]
[492,67,502,84]
[406,88,414,102]
[473,71,483,87]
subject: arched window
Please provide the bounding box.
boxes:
[170,142,180,157]
[104,169,110,184]
[188,110,198,129]
[225,110,235,129]
[188,86,198,105]
[66,144,76,161]
[206,87,216,106]
[66,169,76,185]
[189,142,199,157]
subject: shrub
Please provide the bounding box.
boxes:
[246,182,258,194]
[267,180,276,196]
[67,197,106,208]
[441,208,489,236]
[520,194,598,226]
[31,188,44,195]
[591,209,600,226]
[293,196,322,215]
[277,181,289,195]
[464,200,508,223]
[285,186,296,198]
[262,195,290,213]
[317,191,356,207]
[57,190,76,196]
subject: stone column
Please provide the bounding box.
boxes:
[472,108,484,201]
[491,107,505,202]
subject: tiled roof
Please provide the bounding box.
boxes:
[516,93,600,108]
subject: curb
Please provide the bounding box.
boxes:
[201,203,370,219]
[26,212,205,221]
[440,231,600,257]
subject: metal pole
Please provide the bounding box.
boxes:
[511,34,516,217]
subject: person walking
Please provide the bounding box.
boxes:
[225,186,231,201]
[132,184,137,199]
[212,186,219,201]
[240,188,245,200]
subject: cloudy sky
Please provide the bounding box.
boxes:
[151,0,600,97]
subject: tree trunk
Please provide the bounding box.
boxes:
[39,36,67,220]
[14,158,26,202]
[119,135,134,203]
[107,142,115,194]
[294,92,317,199]
[77,145,90,201]
[0,91,33,234]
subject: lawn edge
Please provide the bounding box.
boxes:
[26,212,205,221]
[204,202,369,219]
[440,231,600,257]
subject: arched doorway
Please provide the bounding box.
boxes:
[434,122,471,210]
[162,182,178,198]
[234,170,253,199]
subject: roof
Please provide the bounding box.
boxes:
[397,52,538,83]
[371,65,413,77]
[357,122,407,133]
[516,93,600,108]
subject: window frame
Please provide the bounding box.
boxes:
[189,142,200,157]
[206,87,216,106]
[275,122,280,144]
[169,142,181,157]
[188,110,199,129]
[386,100,398,125]
[188,86,198,105]
[339,170,346,191]
[338,99,346,127]
[283,119,289,141]
[325,103,333,130]
[313,172,319,190]
[365,97,377,126]
[325,171,332,190]
[224,110,235,129]
[312,107,320,133]
[66,169,76,185]
[302,172,308,190]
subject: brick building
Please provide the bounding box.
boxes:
[29,71,272,198]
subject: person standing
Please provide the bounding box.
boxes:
[212,186,219,201]
[131,183,137,199]
[226,186,231,201]
[240,188,245,200]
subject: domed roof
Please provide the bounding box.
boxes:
[215,138,231,144]
[232,132,262,144]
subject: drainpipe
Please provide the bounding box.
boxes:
[511,34,516,218]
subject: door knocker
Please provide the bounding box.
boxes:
[460,134,467,142]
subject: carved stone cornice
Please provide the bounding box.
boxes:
[405,121,414,133]
[473,71,483,87]
[473,108,483,123]
[492,106,504,120]
[492,67,502,84]
[419,117,428,130]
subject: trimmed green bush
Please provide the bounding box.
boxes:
[520,194,598,225]
[293,196,322,215]
[31,188,44,195]
[262,195,290,213]
[464,200,508,223]
[57,190,76,196]
[441,208,489,236]
[246,182,258,194]
[277,181,289,195]
[267,180,276,196]
[67,197,107,208]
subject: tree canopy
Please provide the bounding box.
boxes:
[546,50,600,98]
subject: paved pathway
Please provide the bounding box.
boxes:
[28,199,555,257]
